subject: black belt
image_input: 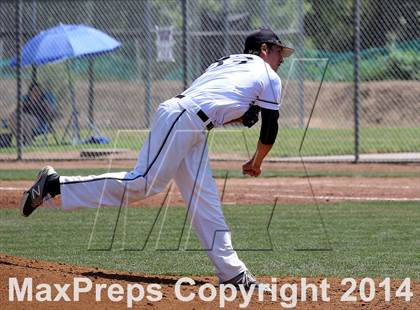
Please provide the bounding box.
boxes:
[175,95,214,130]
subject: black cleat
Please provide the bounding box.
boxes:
[20,166,58,217]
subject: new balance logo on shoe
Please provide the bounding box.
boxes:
[31,185,41,199]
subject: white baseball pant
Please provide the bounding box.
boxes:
[60,97,247,281]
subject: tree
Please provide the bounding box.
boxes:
[304,0,354,52]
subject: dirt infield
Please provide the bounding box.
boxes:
[1,161,419,309]
[1,254,419,309]
[1,161,419,209]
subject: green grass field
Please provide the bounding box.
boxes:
[1,127,419,157]
[0,167,418,181]
[1,201,419,279]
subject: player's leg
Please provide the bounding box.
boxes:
[20,99,202,215]
[173,138,247,282]
[59,100,202,209]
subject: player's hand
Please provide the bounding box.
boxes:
[242,160,262,177]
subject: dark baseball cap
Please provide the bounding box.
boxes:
[244,28,294,57]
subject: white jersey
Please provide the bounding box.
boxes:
[181,54,282,127]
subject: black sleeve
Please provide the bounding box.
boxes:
[259,107,279,145]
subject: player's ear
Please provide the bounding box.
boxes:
[259,43,269,58]
[260,43,268,54]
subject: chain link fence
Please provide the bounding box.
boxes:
[0,0,419,161]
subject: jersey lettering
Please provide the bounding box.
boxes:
[209,55,254,70]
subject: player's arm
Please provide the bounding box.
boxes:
[242,107,279,177]
[224,117,243,125]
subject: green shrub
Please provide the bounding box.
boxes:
[385,49,419,80]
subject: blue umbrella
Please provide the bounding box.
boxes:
[11,24,121,144]
[11,23,121,67]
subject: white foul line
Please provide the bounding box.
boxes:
[274,194,420,202]
[0,186,25,191]
[319,182,416,190]
[1,187,419,202]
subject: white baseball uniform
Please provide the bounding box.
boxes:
[59,54,282,282]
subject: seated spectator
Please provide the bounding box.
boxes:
[9,82,56,146]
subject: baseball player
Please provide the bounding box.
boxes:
[20,28,293,289]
